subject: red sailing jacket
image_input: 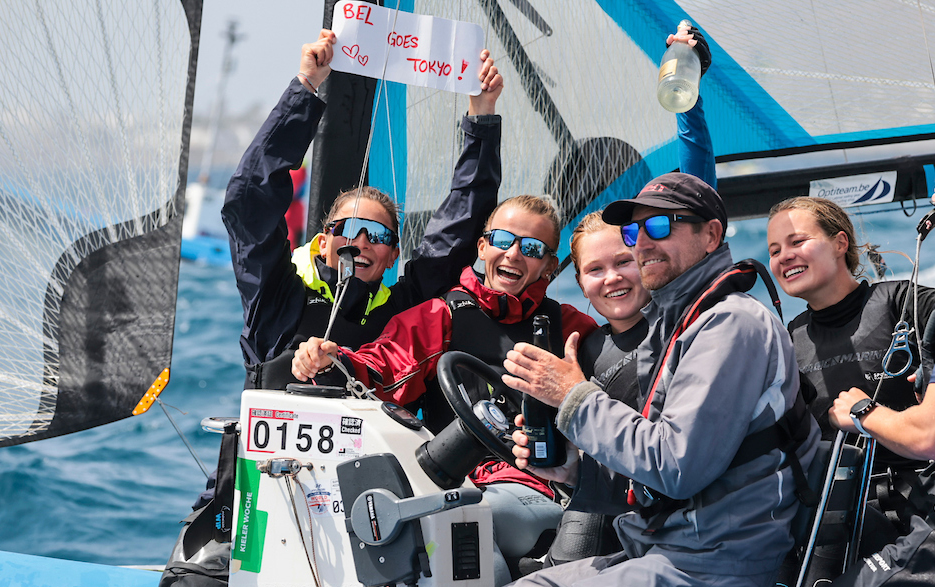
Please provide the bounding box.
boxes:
[342,266,598,406]
[338,267,597,497]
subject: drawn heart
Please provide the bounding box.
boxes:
[342,44,359,58]
[357,54,369,67]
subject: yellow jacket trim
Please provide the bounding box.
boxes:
[292,238,393,315]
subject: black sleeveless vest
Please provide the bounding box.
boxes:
[577,319,648,410]
[790,281,925,470]
[410,289,564,434]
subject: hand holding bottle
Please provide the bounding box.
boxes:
[657,20,712,112]
[511,413,580,484]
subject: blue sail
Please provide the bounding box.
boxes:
[311,0,935,276]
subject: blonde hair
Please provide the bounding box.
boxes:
[768,197,864,275]
[484,195,561,250]
[324,186,400,235]
[569,211,613,273]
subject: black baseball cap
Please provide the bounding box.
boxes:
[602,172,727,235]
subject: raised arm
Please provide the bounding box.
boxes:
[397,50,504,305]
[222,30,336,365]
[671,27,716,189]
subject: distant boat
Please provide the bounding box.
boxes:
[181,181,230,266]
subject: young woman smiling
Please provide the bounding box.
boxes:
[568,212,651,409]
[222,31,505,391]
[292,195,598,434]
[767,196,935,473]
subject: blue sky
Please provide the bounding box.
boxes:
[195,0,325,117]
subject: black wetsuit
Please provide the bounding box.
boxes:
[789,280,935,471]
[577,319,649,410]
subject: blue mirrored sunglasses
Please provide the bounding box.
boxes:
[327,217,398,247]
[483,229,554,259]
[621,214,705,247]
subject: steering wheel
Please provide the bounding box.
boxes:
[436,351,518,467]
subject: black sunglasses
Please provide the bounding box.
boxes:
[621,214,705,247]
[483,229,555,259]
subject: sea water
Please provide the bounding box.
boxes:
[0,205,931,565]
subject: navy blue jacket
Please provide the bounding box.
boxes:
[222,78,501,368]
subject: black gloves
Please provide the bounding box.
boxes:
[668,26,712,78]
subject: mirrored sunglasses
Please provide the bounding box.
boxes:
[327,217,398,247]
[621,214,705,247]
[483,229,554,259]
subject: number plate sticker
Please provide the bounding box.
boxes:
[246,408,364,459]
[305,478,346,517]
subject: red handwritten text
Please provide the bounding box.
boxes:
[406,58,452,77]
[343,3,375,25]
[387,32,419,48]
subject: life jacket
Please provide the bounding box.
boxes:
[790,281,926,471]
[245,242,394,390]
[632,259,817,535]
[578,319,648,409]
[408,288,564,435]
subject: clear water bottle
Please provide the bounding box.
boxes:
[522,315,566,468]
[656,19,701,113]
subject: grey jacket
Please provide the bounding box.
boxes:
[558,244,820,578]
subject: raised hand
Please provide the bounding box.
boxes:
[502,331,586,407]
[468,49,503,116]
[299,29,337,91]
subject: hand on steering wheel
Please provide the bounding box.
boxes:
[436,351,520,467]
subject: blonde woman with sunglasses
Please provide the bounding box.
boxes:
[222,31,505,391]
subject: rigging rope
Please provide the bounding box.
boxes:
[156,398,209,478]
[916,0,935,95]
[349,0,404,222]
[284,475,323,587]
[851,205,934,566]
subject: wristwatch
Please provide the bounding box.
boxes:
[849,398,877,438]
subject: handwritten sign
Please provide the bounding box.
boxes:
[331,1,484,95]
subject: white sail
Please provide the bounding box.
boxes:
[333,0,935,272]
[0,0,199,445]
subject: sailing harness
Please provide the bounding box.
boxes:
[628,259,818,536]
[850,208,935,542]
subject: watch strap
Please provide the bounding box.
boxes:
[850,412,872,438]
[849,399,876,438]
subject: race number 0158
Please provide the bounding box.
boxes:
[251,420,334,454]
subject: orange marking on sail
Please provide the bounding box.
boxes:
[132,367,170,415]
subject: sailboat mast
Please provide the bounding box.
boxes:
[197,19,244,186]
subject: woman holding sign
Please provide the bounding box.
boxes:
[188,28,503,526]
[293,193,599,586]
[222,30,506,392]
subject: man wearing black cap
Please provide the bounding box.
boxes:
[503,172,819,587]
